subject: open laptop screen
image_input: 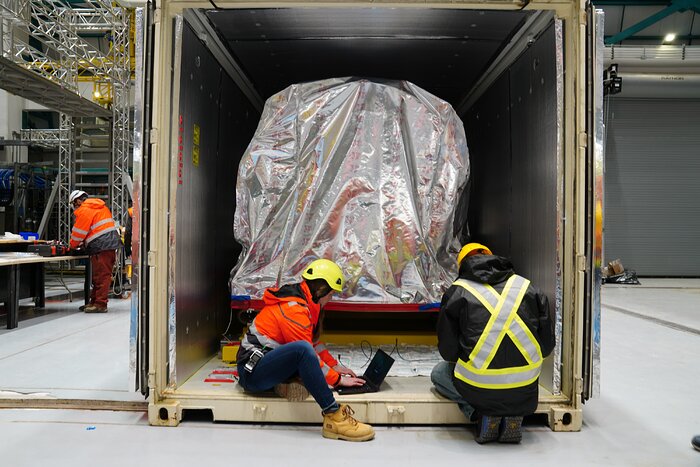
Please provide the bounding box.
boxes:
[362,349,395,387]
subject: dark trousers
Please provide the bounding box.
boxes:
[90,249,116,308]
[238,341,338,412]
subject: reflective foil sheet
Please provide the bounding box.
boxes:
[230,78,469,303]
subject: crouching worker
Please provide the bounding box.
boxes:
[432,243,555,444]
[236,259,374,442]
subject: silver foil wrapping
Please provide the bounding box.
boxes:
[230,78,470,303]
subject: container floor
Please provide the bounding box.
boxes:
[1,279,699,465]
[173,351,555,410]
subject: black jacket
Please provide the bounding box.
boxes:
[437,254,555,416]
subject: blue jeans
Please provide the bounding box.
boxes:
[431,361,475,420]
[238,341,338,413]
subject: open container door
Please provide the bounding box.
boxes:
[582,5,605,401]
[130,3,156,397]
[145,1,590,429]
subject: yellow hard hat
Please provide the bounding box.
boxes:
[457,242,493,266]
[302,258,345,292]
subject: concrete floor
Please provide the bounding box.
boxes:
[1,279,699,466]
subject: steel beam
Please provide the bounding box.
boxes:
[605,0,700,44]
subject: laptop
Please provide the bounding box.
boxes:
[336,348,395,395]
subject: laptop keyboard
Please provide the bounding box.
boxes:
[337,381,375,395]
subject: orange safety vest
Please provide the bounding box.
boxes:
[70,198,118,249]
[241,282,341,386]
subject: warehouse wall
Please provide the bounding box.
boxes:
[0,91,27,163]
[604,98,700,276]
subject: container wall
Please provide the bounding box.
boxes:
[172,22,258,384]
[464,73,512,256]
[169,8,564,390]
[465,23,561,393]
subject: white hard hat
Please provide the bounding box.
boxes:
[69,190,88,204]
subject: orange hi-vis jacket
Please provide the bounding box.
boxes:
[238,282,341,386]
[70,198,119,250]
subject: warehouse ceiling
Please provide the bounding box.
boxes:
[205,8,532,107]
[593,0,700,45]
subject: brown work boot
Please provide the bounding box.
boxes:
[84,305,108,313]
[322,404,375,442]
[274,382,310,401]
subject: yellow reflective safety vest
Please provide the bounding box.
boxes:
[452,274,544,390]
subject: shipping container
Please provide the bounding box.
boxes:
[129,0,605,430]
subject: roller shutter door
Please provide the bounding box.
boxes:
[604,98,700,276]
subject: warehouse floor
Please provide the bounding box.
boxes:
[1,279,699,466]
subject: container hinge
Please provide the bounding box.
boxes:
[150,128,159,144]
[578,131,588,149]
[153,8,161,24]
[577,254,587,272]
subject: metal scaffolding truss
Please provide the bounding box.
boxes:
[72,4,119,33]
[0,0,75,91]
[58,113,73,246]
[110,8,131,225]
[0,0,130,85]
[1,0,111,89]
[20,128,70,148]
[0,0,132,244]
[110,5,131,228]
[0,55,110,117]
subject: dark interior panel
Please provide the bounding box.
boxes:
[175,23,260,382]
[465,72,512,257]
[173,8,560,385]
[205,8,531,105]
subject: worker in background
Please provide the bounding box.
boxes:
[237,259,375,442]
[431,242,555,444]
[69,190,122,313]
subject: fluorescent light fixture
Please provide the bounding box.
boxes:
[664,33,676,42]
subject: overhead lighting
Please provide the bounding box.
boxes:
[664,33,676,43]
[93,90,102,99]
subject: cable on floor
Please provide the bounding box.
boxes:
[391,338,437,362]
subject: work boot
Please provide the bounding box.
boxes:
[322,404,375,442]
[79,302,93,312]
[274,381,310,401]
[498,416,524,443]
[475,415,502,444]
[84,305,107,313]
